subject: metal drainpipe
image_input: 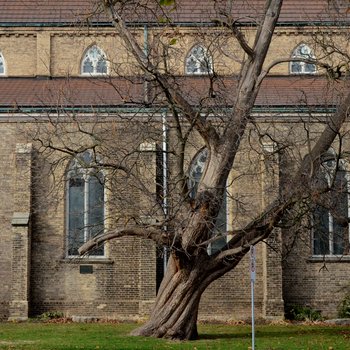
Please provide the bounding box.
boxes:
[143,24,168,273]
[143,24,149,104]
[162,111,168,272]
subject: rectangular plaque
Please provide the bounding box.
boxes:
[80,265,93,274]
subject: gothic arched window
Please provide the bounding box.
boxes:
[290,44,316,75]
[81,45,108,75]
[185,45,213,75]
[313,151,350,256]
[188,148,227,253]
[67,151,105,256]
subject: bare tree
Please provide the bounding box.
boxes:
[31,0,350,340]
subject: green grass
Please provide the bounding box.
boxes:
[0,322,349,349]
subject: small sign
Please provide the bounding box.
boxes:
[250,245,256,282]
[80,265,93,274]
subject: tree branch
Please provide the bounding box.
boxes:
[213,87,350,265]
[257,57,333,86]
[103,1,220,148]
[213,19,254,57]
[78,225,171,255]
[257,57,311,85]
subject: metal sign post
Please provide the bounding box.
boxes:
[250,245,256,350]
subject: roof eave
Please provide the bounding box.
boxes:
[0,20,349,28]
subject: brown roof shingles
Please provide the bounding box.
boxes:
[0,1,92,24]
[0,0,348,25]
[0,76,342,111]
[0,77,145,108]
[179,75,341,107]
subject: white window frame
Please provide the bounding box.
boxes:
[312,157,350,256]
[81,45,108,76]
[66,152,105,257]
[290,44,317,75]
[185,45,213,75]
[0,51,6,75]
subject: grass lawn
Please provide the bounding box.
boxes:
[0,322,349,350]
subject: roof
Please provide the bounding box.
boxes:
[0,0,348,26]
[178,75,340,108]
[0,76,343,113]
[0,1,91,25]
[0,77,145,109]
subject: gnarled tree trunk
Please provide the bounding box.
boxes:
[131,250,245,340]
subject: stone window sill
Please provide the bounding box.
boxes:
[59,258,114,264]
[308,256,350,263]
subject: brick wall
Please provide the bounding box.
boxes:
[283,228,350,318]
[2,26,346,78]
[0,127,30,320]
[281,127,350,318]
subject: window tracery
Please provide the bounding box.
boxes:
[81,45,108,75]
[290,44,316,74]
[185,45,213,75]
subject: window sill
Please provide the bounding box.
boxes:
[185,72,212,76]
[290,72,317,76]
[308,255,350,263]
[60,257,114,264]
[80,73,109,77]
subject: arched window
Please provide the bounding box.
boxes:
[188,148,227,253]
[0,52,5,75]
[81,45,108,75]
[312,151,350,256]
[290,44,316,75]
[185,45,213,75]
[67,151,105,256]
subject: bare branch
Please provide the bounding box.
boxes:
[103,1,220,147]
[213,19,254,57]
[213,87,350,265]
[78,225,171,255]
[257,57,336,85]
[257,57,310,85]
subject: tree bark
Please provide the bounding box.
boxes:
[131,249,246,340]
[131,254,203,339]
[132,284,200,339]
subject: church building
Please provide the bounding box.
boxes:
[0,0,350,322]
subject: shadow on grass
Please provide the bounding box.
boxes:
[199,326,335,340]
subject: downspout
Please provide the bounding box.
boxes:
[143,24,149,104]
[162,111,168,272]
[143,24,168,273]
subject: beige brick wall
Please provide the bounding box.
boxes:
[283,226,350,318]
[0,116,285,321]
[0,116,349,321]
[280,122,350,318]
[1,26,348,78]
[0,125,29,320]
[27,120,159,319]
[0,32,37,76]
